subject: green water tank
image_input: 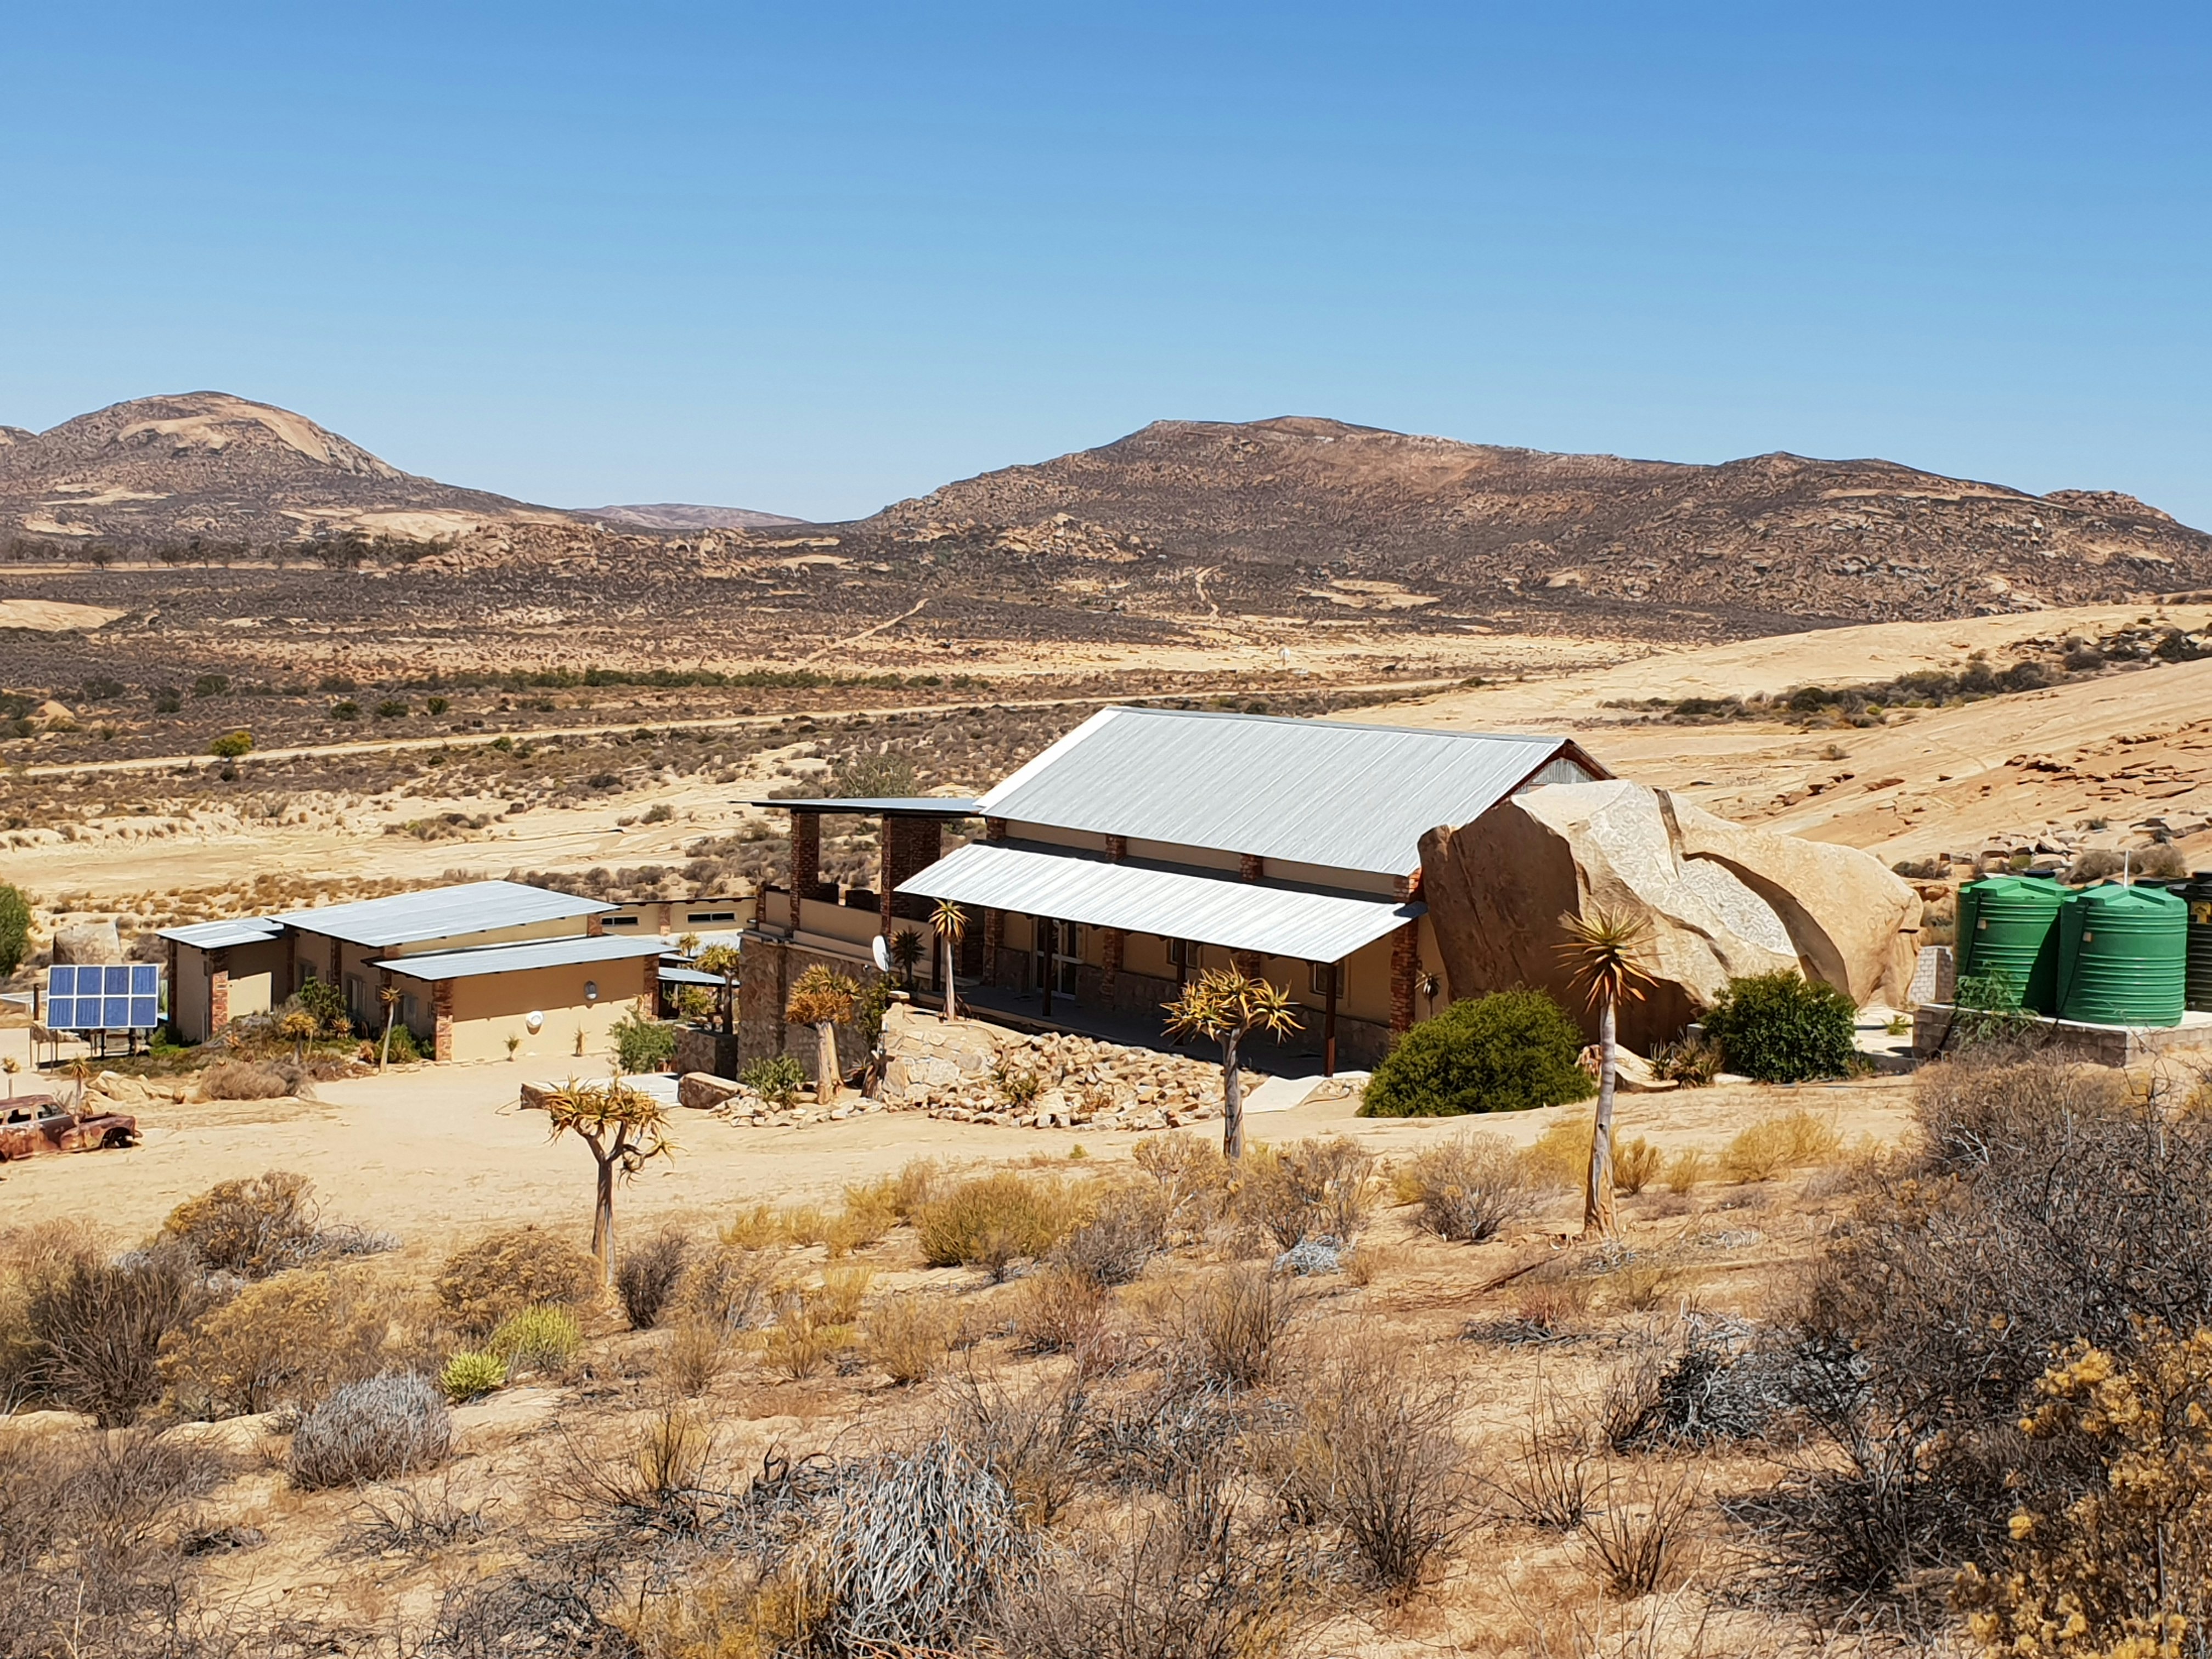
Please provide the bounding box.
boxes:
[2058,884,2187,1027]
[1956,876,2064,1013]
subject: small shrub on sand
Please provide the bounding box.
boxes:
[1578,1461,1701,1596]
[864,1296,964,1384]
[721,1203,788,1250]
[291,1371,452,1487]
[22,1243,205,1426]
[814,1266,875,1325]
[1009,1264,1113,1355]
[487,1305,583,1376]
[616,1229,690,1329]
[161,1170,321,1277]
[1663,1147,1712,1193]
[1172,1263,1297,1389]
[1051,1184,1169,1285]
[890,1156,951,1218]
[198,1059,292,1101]
[1401,1132,1530,1243]
[1361,988,1593,1118]
[915,1173,1072,1279]
[661,1317,729,1396]
[435,1227,599,1338]
[1720,1109,1842,1182]
[439,1351,506,1403]
[681,1243,779,1333]
[1613,1136,1661,1195]
[1238,1136,1373,1249]
[1132,1131,1231,1224]
[158,1266,389,1418]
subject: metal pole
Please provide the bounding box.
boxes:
[1324,961,1339,1077]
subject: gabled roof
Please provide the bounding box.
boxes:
[278,880,611,947]
[899,840,1423,963]
[376,933,670,981]
[977,706,1605,877]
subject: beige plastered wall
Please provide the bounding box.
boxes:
[172,938,288,1041]
[388,956,658,1065]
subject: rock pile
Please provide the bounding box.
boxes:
[674,1070,895,1130]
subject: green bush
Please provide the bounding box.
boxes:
[1360,989,1594,1118]
[295,978,349,1035]
[0,882,27,977]
[207,729,253,758]
[611,1007,678,1074]
[439,1351,506,1403]
[740,1054,806,1107]
[913,1173,1072,1279]
[486,1304,583,1374]
[1701,970,1858,1083]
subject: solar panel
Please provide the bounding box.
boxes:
[45,963,162,1030]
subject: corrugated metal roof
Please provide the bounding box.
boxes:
[159,917,285,950]
[737,796,983,817]
[376,933,672,981]
[657,963,729,988]
[978,706,1602,877]
[278,881,612,947]
[897,840,1423,963]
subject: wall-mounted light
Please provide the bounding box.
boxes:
[583,981,600,1003]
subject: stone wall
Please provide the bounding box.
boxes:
[735,934,885,1084]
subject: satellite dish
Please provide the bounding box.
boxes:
[526,1011,544,1034]
[871,934,891,973]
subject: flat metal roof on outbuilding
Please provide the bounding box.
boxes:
[278,881,612,947]
[897,840,1424,964]
[158,917,286,950]
[375,933,672,982]
[977,706,1605,877]
[736,796,983,817]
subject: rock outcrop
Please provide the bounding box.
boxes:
[1419,780,1918,1052]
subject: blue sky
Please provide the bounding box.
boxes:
[4,4,2207,525]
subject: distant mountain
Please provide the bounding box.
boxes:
[574,503,804,531]
[844,416,2212,623]
[0,392,570,545]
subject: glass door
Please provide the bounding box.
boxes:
[1034,921,1083,998]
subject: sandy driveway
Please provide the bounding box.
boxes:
[0,1061,1915,1261]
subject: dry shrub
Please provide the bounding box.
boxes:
[1237,1136,1373,1251]
[1663,1147,1711,1193]
[439,1350,505,1402]
[615,1227,690,1329]
[1133,1131,1231,1228]
[157,1265,390,1418]
[198,1058,291,1101]
[1604,1313,1784,1452]
[1522,1117,1590,1188]
[814,1265,874,1324]
[661,1317,730,1396]
[891,1155,952,1218]
[838,1177,901,1244]
[1009,1263,1113,1355]
[1486,1384,1596,1528]
[1719,1109,1842,1182]
[722,1202,788,1249]
[1274,1345,1470,1593]
[1578,1461,1701,1596]
[1513,1268,1594,1334]
[435,1226,599,1337]
[865,1295,963,1385]
[1402,1131,1530,1243]
[1605,1261,1685,1314]
[160,1169,321,1278]
[22,1243,206,1425]
[680,1241,780,1333]
[1613,1136,1661,1195]
[915,1172,1073,1279]
[1052,1183,1169,1285]
[947,1365,1094,1528]
[758,1282,858,1380]
[1172,1263,1297,1389]
[289,1370,452,1488]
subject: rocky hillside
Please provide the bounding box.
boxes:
[849,416,2212,624]
[574,503,802,531]
[0,393,577,546]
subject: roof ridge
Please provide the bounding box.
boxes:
[1101,703,1559,744]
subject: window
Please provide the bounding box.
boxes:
[687,911,737,923]
[602,915,640,928]
[1168,939,1197,968]
[1310,962,1339,997]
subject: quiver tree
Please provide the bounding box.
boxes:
[695,943,741,1035]
[377,984,402,1071]
[534,1077,675,1289]
[932,900,968,1022]
[1163,967,1301,1160]
[786,964,861,1104]
[888,927,924,990]
[1554,906,1656,1238]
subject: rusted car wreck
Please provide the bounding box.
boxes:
[0,1095,140,1161]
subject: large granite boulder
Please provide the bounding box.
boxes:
[1418,780,1919,1052]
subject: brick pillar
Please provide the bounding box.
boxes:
[984,816,1008,842]
[983,908,1006,985]
[789,811,821,931]
[433,980,454,1062]
[208,949,230,1032]
[1239,853,1264,882]
[881,816,943,934]
[282,930,297,996]
[1390,922,1419,1034]
[1100,927,1124,1003]
[1107,834,1127,862]
[586,912,605,937]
